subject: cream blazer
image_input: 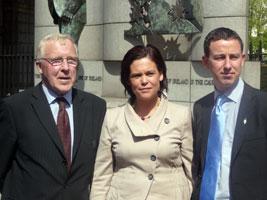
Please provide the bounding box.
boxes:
[90,97,193,200]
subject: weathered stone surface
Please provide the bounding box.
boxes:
[190,61,214,102]
[102,61,125,98]
[75,61,104,96]
[34,0,251,108]
[202,0,248,17]
[166,61,190,102]
[87,0,103,25]
[241,61,261,89]
[103,0,131,23]
[191,17,247,61]
[35,0,54,26]
[78,25,103,60]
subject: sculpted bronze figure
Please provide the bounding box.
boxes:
[48,0,86,44]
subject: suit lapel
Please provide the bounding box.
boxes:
[200,93,214,170]
[72,89,87,161]
[124,97,168,137]
[31,84,66,157]
[147,97,168,133]
[124,102,156,137]
[231,84,254,165]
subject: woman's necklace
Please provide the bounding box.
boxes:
[140,115,151,121]
[133,97,160,121]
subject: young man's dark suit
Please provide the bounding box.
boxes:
[192,83,267,200]
[0,83,106,200]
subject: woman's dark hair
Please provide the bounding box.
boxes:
[120,44,168,100]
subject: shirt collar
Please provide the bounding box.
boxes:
[42,84,72,105]
[214,77,244,103]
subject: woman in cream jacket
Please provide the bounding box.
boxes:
[90,44,193,200]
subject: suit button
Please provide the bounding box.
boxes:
[63,184,67,189]
[164,118,170,124]
[62,160,67,166]
[154,135,160,141]
[148,174,153,180]
[151,155,156,161]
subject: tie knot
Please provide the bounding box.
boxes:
[216,95,227,107]
[56,97,67,108]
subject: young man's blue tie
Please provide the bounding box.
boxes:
[200,95,227,200]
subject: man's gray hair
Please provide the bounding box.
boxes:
[36,33,78,59]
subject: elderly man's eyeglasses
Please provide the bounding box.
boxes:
[38,57,79,67]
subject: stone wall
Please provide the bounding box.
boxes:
[34,0,259,108]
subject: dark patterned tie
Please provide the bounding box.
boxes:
[56,97,71,171]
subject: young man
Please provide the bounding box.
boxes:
[192,27,267,200]
[0,34,106,200]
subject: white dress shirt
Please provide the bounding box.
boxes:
[215,78,244,199]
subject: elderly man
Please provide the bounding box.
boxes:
[0,34,106,200]
[192,27,267,200]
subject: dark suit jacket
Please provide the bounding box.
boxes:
[0,83,106,200]
[192,83,267,200]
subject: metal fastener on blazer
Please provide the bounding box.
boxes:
[164,118,170,124]
[243,117,247,125]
